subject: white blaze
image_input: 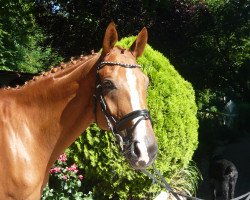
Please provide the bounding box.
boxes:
[126,68,149,164]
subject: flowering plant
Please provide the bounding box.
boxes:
[42,153,92,200]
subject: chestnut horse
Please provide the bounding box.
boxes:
[0,22,158,199]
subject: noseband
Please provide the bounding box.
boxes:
[94,61,153,153]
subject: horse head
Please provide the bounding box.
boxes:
[95,23,158,169]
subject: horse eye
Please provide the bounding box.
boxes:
[103,80,116,90]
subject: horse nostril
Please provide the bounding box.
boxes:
[138,160,146,167]
[134,142,141,158]
[131,141,140,159]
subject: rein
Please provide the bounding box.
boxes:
[94,61,152,152]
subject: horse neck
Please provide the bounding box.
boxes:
[18,54,100,164]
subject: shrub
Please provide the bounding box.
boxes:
[68,37,199,199]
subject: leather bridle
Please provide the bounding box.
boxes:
[93,61,153,153]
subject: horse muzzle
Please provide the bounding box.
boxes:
[115,115,158,170]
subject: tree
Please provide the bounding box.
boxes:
[32,0,249,101]
[33,0,152,59]
[147,0,250,101]
[0,0,60,73]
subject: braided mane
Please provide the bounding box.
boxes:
[4,52,98,90]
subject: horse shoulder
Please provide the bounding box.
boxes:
[0,94,44,200]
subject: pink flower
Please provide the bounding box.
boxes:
[62,175,68,180]
[58,153,67,163]
[50,167,61,174]
[67,163,78,173]
[78,175,84,180]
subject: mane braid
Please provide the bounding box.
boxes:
[3,53,98,90]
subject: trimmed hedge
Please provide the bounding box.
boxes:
[68,36,199,199]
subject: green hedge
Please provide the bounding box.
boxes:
[68,36,199,199]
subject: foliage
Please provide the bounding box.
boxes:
[196,89,235,140]
[170,161,202,197]
[68,37,199,199]
[32,0,250,103]
[147,0,250,98]
[33,0,151,59]
[41,153,93,200]
[0,0,61,73]
[196,89,227,120]
[31,0,250,108]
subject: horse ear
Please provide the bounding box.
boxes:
[129,27,148,57]
[102,22,118,55]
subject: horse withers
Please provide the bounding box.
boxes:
[0,22,157,199]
